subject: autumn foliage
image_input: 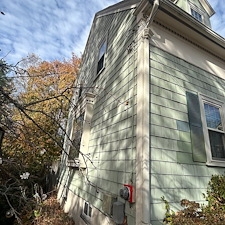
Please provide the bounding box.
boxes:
[0,54,80,224]
[3,54,80,174]
[163,174,225,225]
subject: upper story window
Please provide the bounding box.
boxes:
[97,41,107,74]
[191,8,202,22]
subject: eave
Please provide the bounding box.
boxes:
[167,0,215,17]
[96,0,140,18]
[80,0,140,73]
[135,0,225,61]
[199,0,215,17]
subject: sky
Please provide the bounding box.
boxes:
[0,0,224,65]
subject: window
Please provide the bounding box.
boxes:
[203,102,225,159]
[68,114,84,160]
[97,41,107,74]
[191,8,202,22]
[81,201,92,224]
[67,92,95,168]
[200,95,225,166]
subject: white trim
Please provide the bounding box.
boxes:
[190,8,203,23]
[96,0,140,18]
[80,201,92,224]
[67,92,95,169]
[189,1,205,14]
[188,1,205,24]
[199,93,225,167]
[136,19,151,225]
[67,159,80,168]
[135,1,160,224]
[96,38,108,77]
[199,0,215,17]
[96,4,138,18]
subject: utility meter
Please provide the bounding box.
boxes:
[120,184,135,203]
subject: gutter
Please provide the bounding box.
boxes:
[158,0,225,59]
[160,6,223,45]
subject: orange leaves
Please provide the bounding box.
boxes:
[23,55,80,111]
[3,53,80,173]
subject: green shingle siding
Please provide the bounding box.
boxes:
[150,45,225,224]
[59,9,137,222]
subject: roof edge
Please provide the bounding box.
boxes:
[199,0,215,17]
[96,0,140,18]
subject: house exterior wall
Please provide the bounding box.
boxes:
[176,0,211,27]
[58,8,138,225]
[57,1,222,225]
[149,22,225,224]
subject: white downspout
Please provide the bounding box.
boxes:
[146,0,160,28]
[136,0,159,225]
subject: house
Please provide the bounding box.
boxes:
[57,0,225,224]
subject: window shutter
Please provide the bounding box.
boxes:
[186,92,207,162]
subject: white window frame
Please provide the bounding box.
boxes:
[191,8,203,22]
[80,201,92,224]
[188,1,204,23]
[96,38,107,76]
[199,94,225,167]
[67,92,95,169]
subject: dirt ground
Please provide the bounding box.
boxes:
[33,193,75,225]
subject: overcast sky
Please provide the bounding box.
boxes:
[0,0,224,65]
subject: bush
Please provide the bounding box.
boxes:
[163,174,225,225]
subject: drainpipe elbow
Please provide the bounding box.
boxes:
[146,0,160,28]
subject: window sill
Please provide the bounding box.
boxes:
[80,213,92,224]
[67,159,80,168]
[207,160,225,167]
[67,159,88,169]
[94,67,105,82]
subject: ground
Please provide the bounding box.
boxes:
[33,193,75,225]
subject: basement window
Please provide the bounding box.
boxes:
[81,201,92,224]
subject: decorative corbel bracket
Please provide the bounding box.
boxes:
[143,27,154,39]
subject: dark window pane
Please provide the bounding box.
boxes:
[97,41,106,74]
[99,42,106,60]
[97,55,104,74]
[89,206,92,217]
[84,202,88,215]
[191,9,202,22]
[68,114,84,159]
[209,130,225,159]
[204,103,223,130]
